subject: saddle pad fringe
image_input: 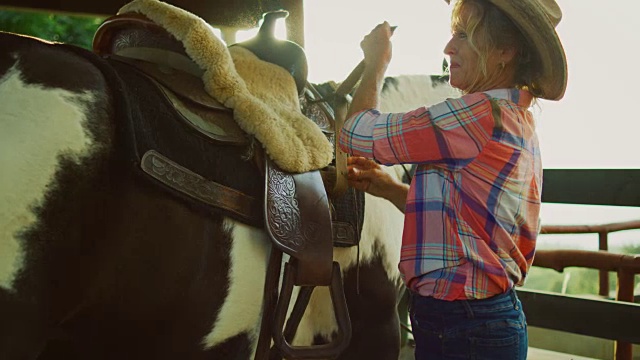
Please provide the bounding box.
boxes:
[118,0,333,173]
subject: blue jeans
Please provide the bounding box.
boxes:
[409,288,528,359]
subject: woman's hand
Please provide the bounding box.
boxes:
[348,156,409,213]
[360,21,393,72]
[347,22,394,118]
[348,156,394,197]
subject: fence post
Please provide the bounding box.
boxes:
[615,270,636,360]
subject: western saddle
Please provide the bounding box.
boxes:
[93,10,361,360]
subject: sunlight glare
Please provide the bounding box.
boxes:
[234,17,288,44]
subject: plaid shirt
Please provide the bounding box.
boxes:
[339,89,541,300]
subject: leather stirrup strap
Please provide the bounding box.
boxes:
[329,94,350,198]
[255,248,283,360]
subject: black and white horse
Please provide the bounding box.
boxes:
[0,18,458,358]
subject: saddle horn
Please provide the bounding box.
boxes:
[231,10,308,95]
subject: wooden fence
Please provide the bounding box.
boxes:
[525,220,640,360]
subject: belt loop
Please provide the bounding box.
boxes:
[510,288,519,310]
[462,300,475,319]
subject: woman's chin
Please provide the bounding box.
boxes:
[448,80,465,92]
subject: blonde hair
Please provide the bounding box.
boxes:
[450,0,542,97]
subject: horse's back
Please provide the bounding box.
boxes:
[0,32,111,95]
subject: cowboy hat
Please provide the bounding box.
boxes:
[446,0,568,100]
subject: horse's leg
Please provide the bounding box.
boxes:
[0,32,115,359]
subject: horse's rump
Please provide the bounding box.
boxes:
[0,32,117,357]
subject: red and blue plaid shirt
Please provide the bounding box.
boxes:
[339,89,541,300]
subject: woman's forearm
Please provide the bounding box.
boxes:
[347,65,387,118]
[386,181,410,213]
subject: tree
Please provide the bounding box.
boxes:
[0,9,103,49]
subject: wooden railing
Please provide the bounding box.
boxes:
[541,220,640,297]
[532,220,640,360]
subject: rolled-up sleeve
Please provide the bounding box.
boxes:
[338,109,381,159]
[338,92,497,170]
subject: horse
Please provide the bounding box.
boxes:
[0,2,415,360]
[0,0,461,357]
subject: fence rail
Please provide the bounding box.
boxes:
[534,220,640,360]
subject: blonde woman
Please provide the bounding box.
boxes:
[340,0,567,358]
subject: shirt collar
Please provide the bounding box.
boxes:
[483,88,534,108]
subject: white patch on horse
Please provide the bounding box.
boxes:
[332,180,405,278]
[0,64,94,291]
[293,173,405,344]
[379,74,460,113]
[202,219,271,350]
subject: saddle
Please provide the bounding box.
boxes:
[93,12,363,245]
[94,9,362,360]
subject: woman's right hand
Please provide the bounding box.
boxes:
[347,156,404,193]
[348,156,391,198]
[360,21,393,71]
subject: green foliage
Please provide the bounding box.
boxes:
[524,266,617,296]
[620,243,640,255]
[523,267,566,293]
[0,9,104,49]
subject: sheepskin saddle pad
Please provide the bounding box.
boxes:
[115,0,333,174]
[92,0,365,248]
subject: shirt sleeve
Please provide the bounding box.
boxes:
[339,92,497,170]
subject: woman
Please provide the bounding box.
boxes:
[339,0,567,359]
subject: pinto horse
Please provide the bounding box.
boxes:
[0,13,412,360]
[0,0,461,356]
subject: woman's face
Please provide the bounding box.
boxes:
[443,5,505,92]
[444,29,479,92]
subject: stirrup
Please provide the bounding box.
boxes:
[272,261,351,359]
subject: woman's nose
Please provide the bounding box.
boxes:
[444,37,456,55]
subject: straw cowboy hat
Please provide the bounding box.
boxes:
[446,0,568,100]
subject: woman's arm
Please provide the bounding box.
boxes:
[346,22,393,118]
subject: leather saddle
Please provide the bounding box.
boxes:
[93,13,364,248]
[93,12,360,360]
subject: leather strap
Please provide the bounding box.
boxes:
[254,248,283,360]
[141,150,260,223]
[115,46,202,77]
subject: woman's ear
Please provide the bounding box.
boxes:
[501,46,517,64]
